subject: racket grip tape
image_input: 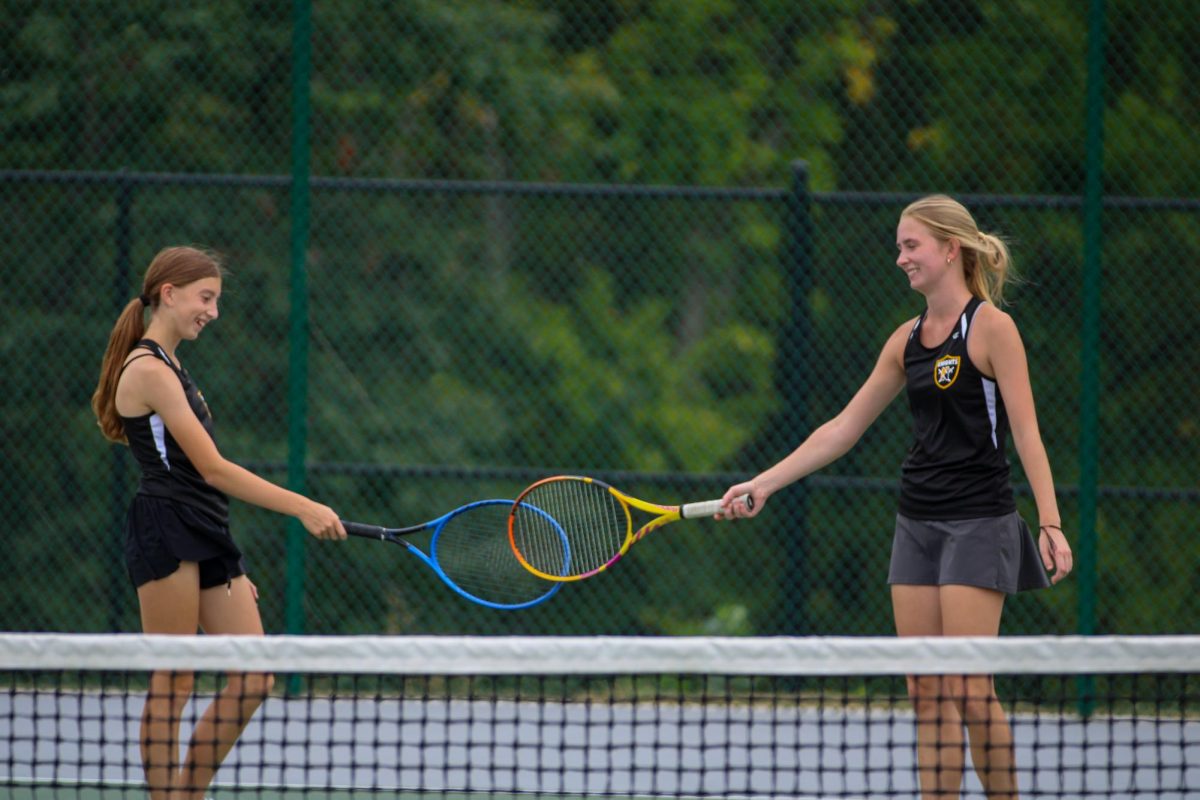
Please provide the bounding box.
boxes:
[341,520,388,540]
[680,494,754,519]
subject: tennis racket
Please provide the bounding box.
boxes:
[343,499,570,610]
[506,476,751,582]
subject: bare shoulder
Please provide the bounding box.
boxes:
[115,354,178,415]
[972,302,1020,339]
[884,315,920,351]
[969,303,1027,378]
[119,351,176,382]
[892,315,922,336]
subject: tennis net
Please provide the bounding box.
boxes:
[1,633,1197,798]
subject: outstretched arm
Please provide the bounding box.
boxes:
[720,321,911,518]
[132,360,345,540]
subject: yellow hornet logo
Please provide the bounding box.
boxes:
[934,355,961,389]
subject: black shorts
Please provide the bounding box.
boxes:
[125,495,246,589]
[887,511,1050,594]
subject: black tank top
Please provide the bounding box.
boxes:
[119,339,230,524]
[899,297,1015,520]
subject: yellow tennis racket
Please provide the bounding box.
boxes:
[507,475,751,582]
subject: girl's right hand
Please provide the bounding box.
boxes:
[300,501,346,540]
[718,481,765,520]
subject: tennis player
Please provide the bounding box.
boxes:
[91,246,345,800]
[719,195,1072,799]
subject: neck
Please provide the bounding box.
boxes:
[142,321,181,361]
[920,281,973,322]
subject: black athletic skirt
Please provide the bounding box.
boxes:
[887,511,1050,594]
[124,494,246,589]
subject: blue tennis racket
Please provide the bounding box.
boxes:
[342,499,569,610]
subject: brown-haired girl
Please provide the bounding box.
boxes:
[92,245,345,800]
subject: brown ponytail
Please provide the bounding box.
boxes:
[90,246,225,443]
[92,298,151,442]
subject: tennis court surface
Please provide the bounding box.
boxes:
[2,634,1197,798]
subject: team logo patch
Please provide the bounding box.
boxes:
[934,355,961,389]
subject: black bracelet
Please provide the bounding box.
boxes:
[1039,524,1063,532]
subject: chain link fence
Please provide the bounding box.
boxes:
[3,1,1197,638]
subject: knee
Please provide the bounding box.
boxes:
[227,671,274,706]
[906,675,946,714]
[150,669,195,698]
[146,670,195,715]
[960,676,999,723]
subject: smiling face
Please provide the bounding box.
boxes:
[896,215,954,294]
[161,276,221,340]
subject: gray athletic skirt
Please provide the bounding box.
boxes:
[887,511,1050,594]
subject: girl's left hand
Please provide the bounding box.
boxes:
[1040,526,1073,584]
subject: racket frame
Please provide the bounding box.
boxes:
[343,499,567,610]
[507,475,728,582]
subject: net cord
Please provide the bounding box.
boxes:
[1,634,1196,676]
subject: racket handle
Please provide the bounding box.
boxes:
[680,494,754,519]
[341,520,388,540]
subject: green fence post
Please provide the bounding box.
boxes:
[285,0,314,644]
[773,160,812,635]
[1077,0,1106,715]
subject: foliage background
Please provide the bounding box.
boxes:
[2,0,1197,637]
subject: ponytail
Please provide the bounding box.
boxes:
[91,297,150,443]
[963,231,1013,306]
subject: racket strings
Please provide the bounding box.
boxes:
[435,503,558,605]
[513,480,628,578]
[510,486,570,577]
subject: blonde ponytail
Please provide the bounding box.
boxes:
[965,230,1013,306]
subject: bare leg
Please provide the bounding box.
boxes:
[893,585,964,799]
[172,576,271,799]
[141,671,194,800]
[939,586,1017,800]
[137,564,201,800]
